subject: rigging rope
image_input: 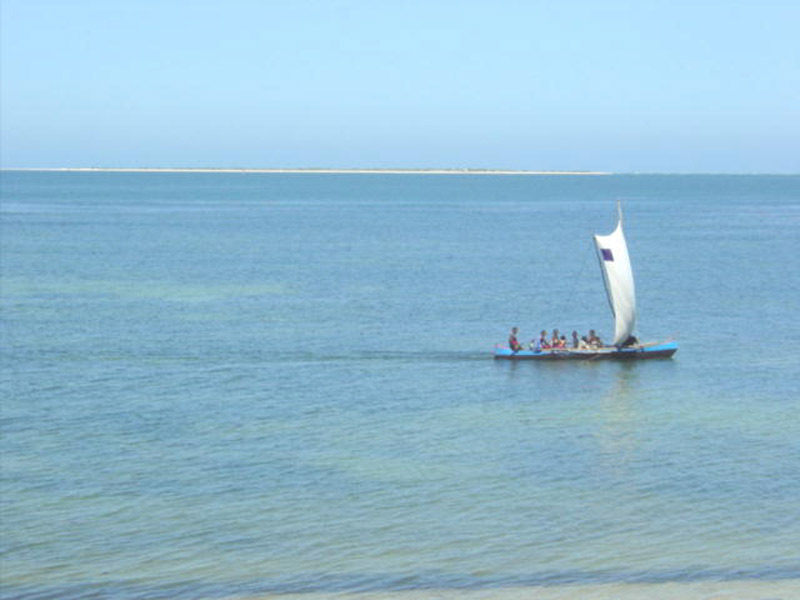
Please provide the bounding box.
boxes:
[564,238,597,310]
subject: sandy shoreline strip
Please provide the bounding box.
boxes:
[243,579,800,600]
[5,167,610,176]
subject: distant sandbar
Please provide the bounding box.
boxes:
[9,167,610,176]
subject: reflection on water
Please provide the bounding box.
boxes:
[596,364,640,477]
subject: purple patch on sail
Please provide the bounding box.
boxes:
[601,248,614,261]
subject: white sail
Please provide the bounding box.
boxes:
[593,205,636,346]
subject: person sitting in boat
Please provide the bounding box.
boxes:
[571,330,580,348]
[551,329,561,348]
[536,330,551,351]
[559,335,568,348]
[509,327,523,352]
[579,336,590,350]
[620,335,639,348]
[588,329,603,347]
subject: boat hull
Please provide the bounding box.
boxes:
[493,341,678,360]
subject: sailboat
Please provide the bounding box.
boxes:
[494,204,677,360]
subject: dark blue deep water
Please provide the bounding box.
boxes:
[1,172,799,599]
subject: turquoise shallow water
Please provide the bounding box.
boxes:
[1,172,799,599]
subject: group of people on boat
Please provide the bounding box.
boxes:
[508,327,604,353]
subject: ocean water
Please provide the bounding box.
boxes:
[1,172,798,600]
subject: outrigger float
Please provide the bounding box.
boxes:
[494,204,677,361]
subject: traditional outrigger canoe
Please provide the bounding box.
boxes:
[494,204,677,361]
[493,340,678,360]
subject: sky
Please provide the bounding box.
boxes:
[1,0,798,172]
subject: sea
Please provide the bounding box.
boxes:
[1,171,799,600]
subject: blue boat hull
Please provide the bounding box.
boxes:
[494,341,678,360]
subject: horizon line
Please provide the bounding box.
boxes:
[2,167,611,176]
[2,167,798,176]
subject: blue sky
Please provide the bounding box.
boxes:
[1,0,798,172]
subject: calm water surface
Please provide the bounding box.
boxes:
[1,172,799,599]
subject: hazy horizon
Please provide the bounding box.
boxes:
[3,167,797,175]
